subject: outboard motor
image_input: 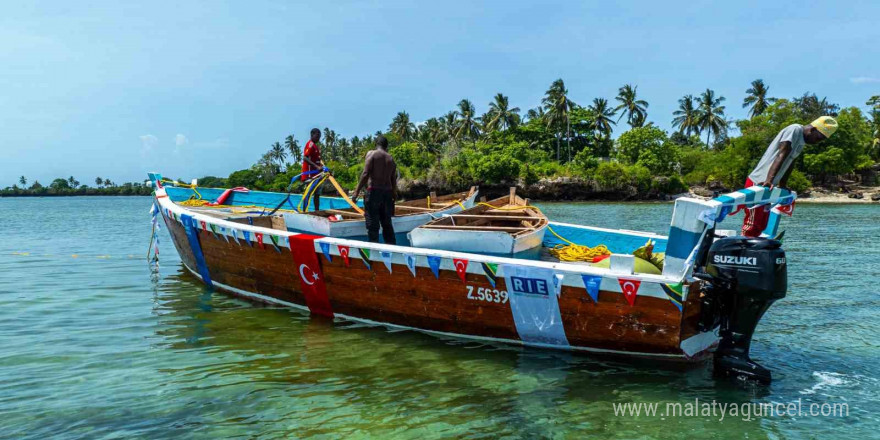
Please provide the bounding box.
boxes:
[695,236,787,384]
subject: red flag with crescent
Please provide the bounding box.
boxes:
[777,201,795,216]
[200,220,207,231]
[338,245,351,267]
[289,234,333,317]
[617,278,641,306]
[255,232,265,249]
[453,258,468,283]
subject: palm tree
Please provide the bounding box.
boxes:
[284,135,301,164]
[67,176,79,188]
[542,79,577,161]
[587,98,616,139]
[742,79,775,118]
[270,142,286,166]
[19,176,26,186]
[390,111,416,141]
[614,84,649,128]
[455,99,481,145]
[441,111,459,144]
[484,93,521,132]
[525,106,545,122]
[697,89,727,148]
[103,178,112,187]
[95,177,103,187]
[672,94,700,136]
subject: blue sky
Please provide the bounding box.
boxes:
[3,0,878,187]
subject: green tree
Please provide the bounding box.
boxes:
[616,125,668,166]
[50,178,71,191]
[742,79,775,118]
[793,92,839,119]
[390,111,416,141]
[587,98,616,139]
[442,111,459,146]
[455,99,481,146]
[672,94,700,136]
[19,176,26,186]
[542,79,577,161]
[95,177,103,187]
[614,84,649,129]
[285,135,301,164]
[867,96,880,160]
[484,93,521,132]
[67,176,79,188]
[697,89,727,148]
[269,142,286,166]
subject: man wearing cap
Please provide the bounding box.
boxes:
[741,116,837,236]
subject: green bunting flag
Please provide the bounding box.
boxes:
[358,248,372,270]
[481,262,498,288]
[661,282,684,312]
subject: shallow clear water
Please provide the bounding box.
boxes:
[1,197,877,439]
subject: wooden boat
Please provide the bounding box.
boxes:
[149,173,478,239]
[150,171,798,383]
[408,188,547,256]
[284,187,479,238]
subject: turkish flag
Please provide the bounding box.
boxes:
[289,234,333,317]
[617,278,641,306]
[255,232,265,249]
[777,201,795,216]
[200,220,207,231]
[338,245,350,266]
[453,258,468,283]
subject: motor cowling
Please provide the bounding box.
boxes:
[696,236,787,384]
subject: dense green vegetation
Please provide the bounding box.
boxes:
[5,82,878,200]
[0,176,152,196]
[200,81,879,199]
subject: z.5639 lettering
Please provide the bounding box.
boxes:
[466,285,508,304]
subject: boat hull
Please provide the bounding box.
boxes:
[157,192,715,361]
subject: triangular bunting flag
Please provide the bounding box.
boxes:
[581,275,602,303]
[617,278,641,306]
[220,227,230,243]
[229,228,241,246]
[380,251,393,273]
[661,282,684,312]
[243,230,253,246]
[427,255,442,278]
[405,254,417,277]
[320,242,332,262]
[200,220,207,231]
[338,245,351,266]
[268,235,281,252]
[358,248,372,270]
[208,223,219,239]
[255,232,265,249]
[481,262,498,288]
[453,258,468,283]
[777,201,795,216]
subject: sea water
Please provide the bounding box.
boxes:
[1,197,877,439]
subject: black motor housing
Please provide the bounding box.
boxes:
[695,236,787,384]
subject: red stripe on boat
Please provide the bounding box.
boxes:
[289,234,334,318]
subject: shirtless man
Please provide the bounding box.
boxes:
[351,135,398,244]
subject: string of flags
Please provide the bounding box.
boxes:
[154,203,685,311]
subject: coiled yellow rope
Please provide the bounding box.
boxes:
[547,225,612,262]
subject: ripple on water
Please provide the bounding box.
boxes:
[0,197,877,438]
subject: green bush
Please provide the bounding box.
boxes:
[786,169,811,193]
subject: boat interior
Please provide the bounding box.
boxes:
[418,188,547,236]
[305,187,477,222]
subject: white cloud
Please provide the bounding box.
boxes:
[175,134,188,146]
[139,134,158,156]
[850,76,880,84]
